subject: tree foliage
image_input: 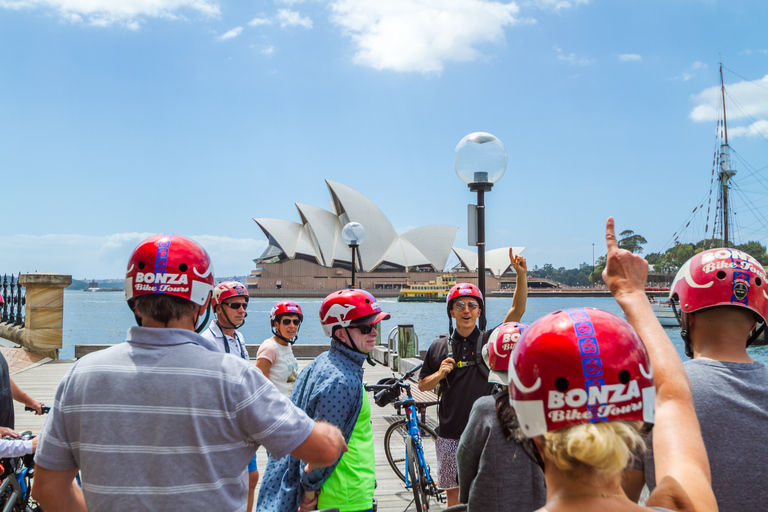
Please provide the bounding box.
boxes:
[618,230,648,254]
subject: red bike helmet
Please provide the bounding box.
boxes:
[446,283,484,312]
[509,308,655,438]
[212,281,249,308]
[319,289,390,337]
[483,322,527,385]
[125,234,214,307]
[270,300,304,325]
[670,247,768,324]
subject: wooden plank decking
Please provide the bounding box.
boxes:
[10,355,441,512]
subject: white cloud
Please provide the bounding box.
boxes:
[676,60,706,81]
[330,0,522,74]
[0,233,265,280]
[0,0,220,28]
[529,0,588,12]
[248,16,272,26]
[554,46,593,66]
[277,8,312,28]
[260,45,275,55]
[689,74,768,138]
[218,26,243,40]
[618,53,641,62]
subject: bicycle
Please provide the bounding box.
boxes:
[366,363,443,512]
[0,430,43,512]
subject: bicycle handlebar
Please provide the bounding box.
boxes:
[24,406,50,414]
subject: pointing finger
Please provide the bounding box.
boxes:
[605,217,618,254]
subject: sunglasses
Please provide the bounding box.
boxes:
[350,324,375,335]
[454,300,479,311]
[280,318,301,326]
[224,302,248,311]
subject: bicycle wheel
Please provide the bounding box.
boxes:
[412,441,432,511]
[406,439,423,512]
[384,419,437,483]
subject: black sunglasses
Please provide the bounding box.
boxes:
[280,318,301,326]
[224,302,248,310]
[350,324,375,335]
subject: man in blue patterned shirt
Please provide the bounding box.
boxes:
[257,289,390,512]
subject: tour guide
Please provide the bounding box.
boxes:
[418,251,528,508]
[31,234,346,512]
[257,288,390,512]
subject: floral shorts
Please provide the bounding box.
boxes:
[434,436,459,490]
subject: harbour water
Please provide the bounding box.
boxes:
[62,290,768,363]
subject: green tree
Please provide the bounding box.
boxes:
[589,255,607,284]
[618,230,648,254]
[736,241,768,265]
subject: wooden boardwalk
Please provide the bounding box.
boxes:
[10,355,441,512]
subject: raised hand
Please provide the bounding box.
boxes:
[602,217,648,300]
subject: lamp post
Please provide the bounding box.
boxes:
[454,132,507,330]
[342,222,366,288]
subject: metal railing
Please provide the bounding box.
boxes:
[1,274,25,327]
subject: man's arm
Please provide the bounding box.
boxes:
[31,466,86,512]
[602,217,716,512]
[418,358,454,392]
[10,378,44,414]
[503,251,528,323]
[290,420,347,469]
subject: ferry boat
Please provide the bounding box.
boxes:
[397,274,456,302]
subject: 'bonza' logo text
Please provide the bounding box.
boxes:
[547,381,643,422]
[135,273,189,285]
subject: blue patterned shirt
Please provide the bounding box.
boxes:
[256,340,367,512]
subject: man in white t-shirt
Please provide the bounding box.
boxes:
[256,301,301,398]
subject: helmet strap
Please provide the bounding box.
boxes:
[217,304,245,331]
[340,327,366,354]
[747,322,765,348]
[272,320,301,345]
[195,302,212,334]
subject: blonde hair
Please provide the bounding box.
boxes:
[540,421,644,475]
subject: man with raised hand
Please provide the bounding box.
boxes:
[417,250,528,507]
[258,288,390,512]
[625,237,768,511]
[31,234,346,512]
[603,217,716,512]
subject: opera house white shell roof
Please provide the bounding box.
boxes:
[254,180,459,272]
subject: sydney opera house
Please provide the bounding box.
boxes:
[247,180,523,296]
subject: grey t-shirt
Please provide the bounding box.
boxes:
[643,358,768,512]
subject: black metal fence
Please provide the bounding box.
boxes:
[1,274,25,328]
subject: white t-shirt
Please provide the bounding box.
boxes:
[256,337,299,397]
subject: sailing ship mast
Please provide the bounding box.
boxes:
[718,61,736,247]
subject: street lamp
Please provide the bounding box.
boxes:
[454,132,508,330]
[342,222,366,288]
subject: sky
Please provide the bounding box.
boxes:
[2,0,768,280]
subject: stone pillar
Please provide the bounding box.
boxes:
[19,273,72,360]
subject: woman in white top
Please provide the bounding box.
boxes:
[256,301,301,398]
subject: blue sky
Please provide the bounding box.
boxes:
[2,0,768,280]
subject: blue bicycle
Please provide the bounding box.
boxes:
[367,364,443,512]
[0,430,43,512]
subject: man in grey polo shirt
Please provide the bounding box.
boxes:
[32,234,346,512]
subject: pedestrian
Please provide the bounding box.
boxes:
[417,250,528,507]
[625,246,768,511]
[31,234,346,512]
[256,301,302,397]
[257,289,390,512]
[457,322,546,512]
[201,280,259,511]
[506,217,716,512]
